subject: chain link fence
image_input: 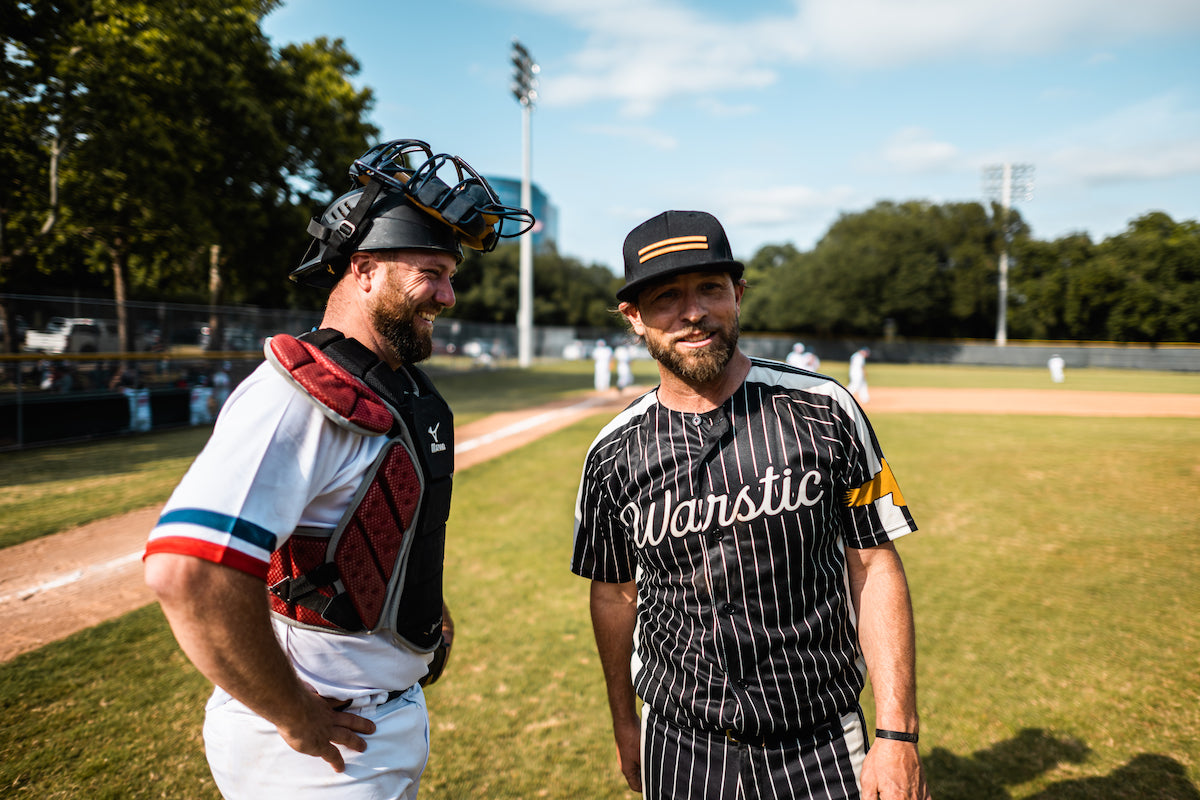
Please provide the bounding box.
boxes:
[0,293,626,450]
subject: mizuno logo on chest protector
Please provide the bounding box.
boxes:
[428,422,447,453]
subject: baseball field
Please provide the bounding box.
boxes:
[1,360,1198,798]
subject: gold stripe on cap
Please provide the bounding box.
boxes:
[638,235,709,263]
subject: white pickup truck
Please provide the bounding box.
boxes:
[23,317,122,354]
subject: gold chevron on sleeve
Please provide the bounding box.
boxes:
[843,459,908,508]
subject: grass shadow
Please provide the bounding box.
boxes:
[926,728,1199,799]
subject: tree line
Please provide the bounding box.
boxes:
[2,0,377,352]
[739,202,1199,343]
[4,3,1196,349]
[450,202,1200,345]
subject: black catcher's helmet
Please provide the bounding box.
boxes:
[291,139,535,288]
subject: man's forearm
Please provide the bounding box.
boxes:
[589,580,639,728]
[146,553,310,727]
[147,552,377,771]
[848,544,920,732]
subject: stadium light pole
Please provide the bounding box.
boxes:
[511,39,539,368]
[983,163,1034,346]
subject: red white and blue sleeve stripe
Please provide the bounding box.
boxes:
[145,508,277,579]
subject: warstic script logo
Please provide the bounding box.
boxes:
[621,466,824,549]
[620,460,905,549]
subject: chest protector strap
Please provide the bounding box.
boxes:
[265,330,453,651]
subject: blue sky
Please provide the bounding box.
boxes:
[262,0,1200,274]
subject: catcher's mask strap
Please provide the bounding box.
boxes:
[325,179,384,254]
[293,179,387,287]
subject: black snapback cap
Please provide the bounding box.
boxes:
[618,210,744,303]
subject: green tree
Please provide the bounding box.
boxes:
[766,200,1001,339]
[531,246,622,327]
[451,243,520,323]
[1096,213,1200,343]
[740,243,804,333]
[0,0,92,347]
[449,243,621,328]
[1008,234,1093,340]
[2,0,376,349]
[945,201,1006,337]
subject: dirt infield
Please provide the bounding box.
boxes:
[2,385,1197,663]
[856,386,1200,417]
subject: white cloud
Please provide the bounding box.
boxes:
[579,123,679,150]
[695,97,759,117]
[1040,92,1200,184]
[719,183,859,227]
[524,0,802,115]
[519,0,1200,114]
[1051,140,1200,183]
[878,127,962,173]
[797,0,1200,67]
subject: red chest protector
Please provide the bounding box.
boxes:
[264,330,453,652]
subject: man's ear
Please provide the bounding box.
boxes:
[347,252,376,291]
[619,301,646,337]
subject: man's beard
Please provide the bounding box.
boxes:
[644,319,739,385]
[371,285,434,365]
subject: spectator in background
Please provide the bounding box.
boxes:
[110,365,142,394]
[40,361,74,392]
[213,361,233,409]
[56,363,74,393]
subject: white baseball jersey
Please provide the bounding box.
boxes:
[146,360,433,699]
[571,358,917,737]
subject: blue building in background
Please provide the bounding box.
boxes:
[485,176,558,250]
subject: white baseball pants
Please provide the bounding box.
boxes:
[203,684,429,800]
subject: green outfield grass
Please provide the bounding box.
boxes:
[2,391,1198,798]
[2,362,1198,796]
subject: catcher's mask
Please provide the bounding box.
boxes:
[291,139,535,288]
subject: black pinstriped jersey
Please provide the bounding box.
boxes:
[571,358,918,737]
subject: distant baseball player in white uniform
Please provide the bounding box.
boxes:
[787,342,822,372]
[849,347,871,403]
[1047,354,1065,383]
[785,341,807,367]
[144,139,532,799]
[615,342,635,392]
[572,211,930,799]
[594,339,615,391]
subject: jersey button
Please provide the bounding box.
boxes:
[722,603,737,616]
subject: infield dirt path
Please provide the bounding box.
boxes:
[2,385,1197,663]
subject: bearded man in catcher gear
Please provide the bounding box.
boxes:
[144,139,532,799]
[571,210,931,799]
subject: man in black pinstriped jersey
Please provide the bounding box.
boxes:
[571,210,931,799]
